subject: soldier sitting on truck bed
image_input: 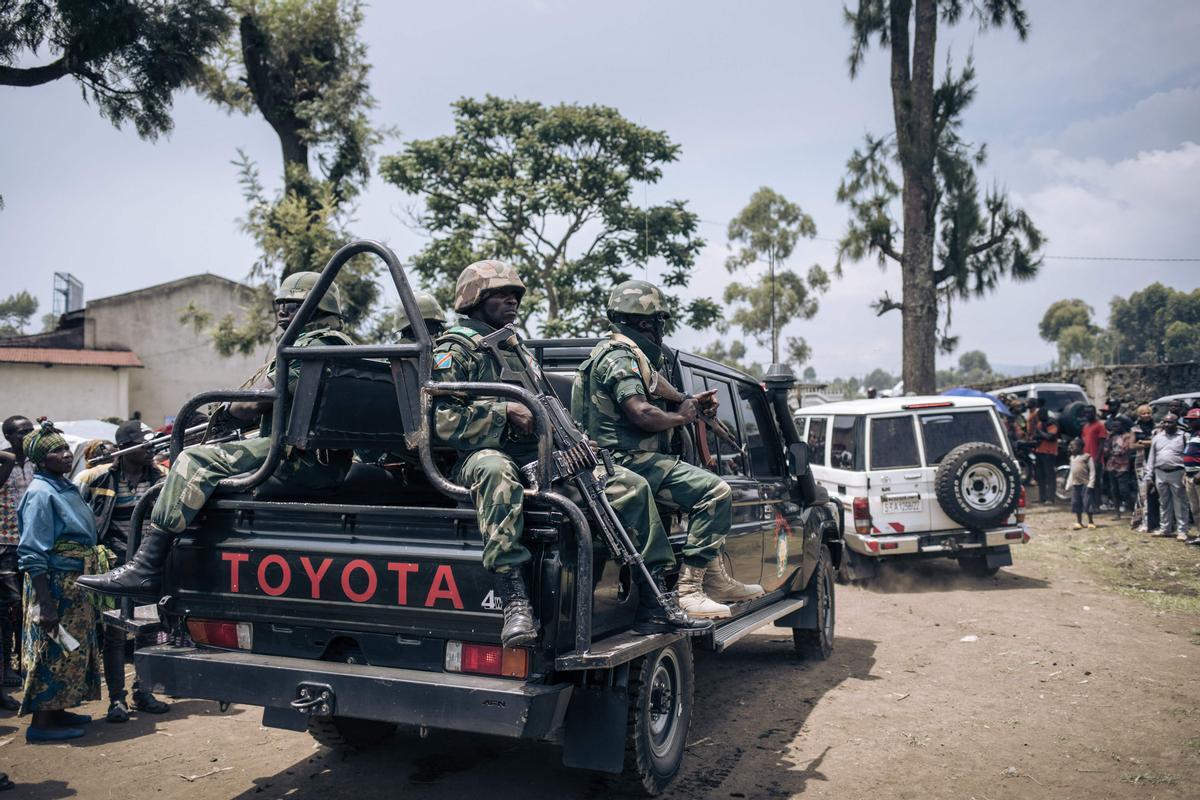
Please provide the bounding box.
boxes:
[432,260,709,647]
[574,280,765,619]
[79,273,356,599]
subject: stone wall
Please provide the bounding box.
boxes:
[973,362,1200,405]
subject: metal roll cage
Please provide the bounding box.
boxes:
[151,240,595,660]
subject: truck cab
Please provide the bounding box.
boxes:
[121,241,842,796]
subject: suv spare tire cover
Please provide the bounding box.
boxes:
[934,442,1021,529]
[1056,400,1088,437]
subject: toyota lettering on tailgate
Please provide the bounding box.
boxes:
[220,552,465,609]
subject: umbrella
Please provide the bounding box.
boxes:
[941,387,1012,416]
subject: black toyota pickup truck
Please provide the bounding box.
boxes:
[122,241,843,795]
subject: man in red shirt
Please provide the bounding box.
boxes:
[1080,405,1108,512]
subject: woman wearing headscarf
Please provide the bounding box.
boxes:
[16,420,105,742]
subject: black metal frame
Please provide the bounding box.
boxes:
[150,240,597,663]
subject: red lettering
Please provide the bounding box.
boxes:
[257,554,292,597]
[341,559,377,603]
[222,552,249,593]
[300,557,333,599]
[387,562,419,605]
[424,565,463,609]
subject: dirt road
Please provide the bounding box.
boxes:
[5,505,1198,799]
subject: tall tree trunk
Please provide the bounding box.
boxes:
[892,0,939,394]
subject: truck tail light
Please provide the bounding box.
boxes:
[445,641,529,679]
[1015,487,1026,524]
[187,618,252,650]
[852,496,873,535]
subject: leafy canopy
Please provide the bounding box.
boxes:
[0,1,230,138]
[0,291,38,337]
[381,95,716,337]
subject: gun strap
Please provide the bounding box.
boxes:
[609,333,656,391]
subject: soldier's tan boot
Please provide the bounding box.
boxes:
[676,564,731,619]
[703,556,765,603]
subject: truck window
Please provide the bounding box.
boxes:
[701,376,746,476]
[736,381,783,476]
[806,417,827,466]
[830,415,863,470]
[1035,390,1084,414]
[919,410,1002,465]
[870,416,919,469]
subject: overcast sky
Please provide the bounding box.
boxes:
[2,1,1198,378]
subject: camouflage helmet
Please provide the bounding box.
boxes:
[395,291,447,332]
[607,279,669,318]
[452,260,526,313]
[275,271,342,317]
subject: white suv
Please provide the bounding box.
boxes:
[795,395,1028,579]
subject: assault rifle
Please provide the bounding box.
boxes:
[645,369,745,458]
[87,423,246,466]
[476,325,693,627]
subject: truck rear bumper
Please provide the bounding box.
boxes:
[136,645,573,740]
[844,524,1029,558]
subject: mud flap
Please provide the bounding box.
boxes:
[561,685,628,774]
[841,549,878,581]
[984,545,1013,569]
[262,706,307,731]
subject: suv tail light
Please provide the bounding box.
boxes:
[187,618,252,650]
[852,496,873,535]
[1015,487,1026,524]
[445,641,529,679]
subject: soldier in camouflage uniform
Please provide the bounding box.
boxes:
[395,291,448,342]
[78,272,355,599]
[574,280,765,619]
[433,261,707,646]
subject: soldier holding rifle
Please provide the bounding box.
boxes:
[431,261,709,647]
[574,280,764,619]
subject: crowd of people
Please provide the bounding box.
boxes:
[999,394,1200,543]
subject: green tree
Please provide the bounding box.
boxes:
[695,340,765,380]
[837,0,1044,394]
[862,367,896,392]
[956,349,992,382]
[725,187,827,364]
[802,365,818,382]
[189,0,383,353]
[380,95,716,337]
[0,291,38,337]
[1109,283,1200,364]
[1038,298,1095,342]
[0,1,229,137]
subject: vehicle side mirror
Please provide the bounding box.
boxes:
[787,442,809,477]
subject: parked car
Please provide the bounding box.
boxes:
[795,396,1028,580]
[1149,391,1200,420]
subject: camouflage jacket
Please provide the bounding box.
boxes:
[260,317,356,438]
[573,324,675,455]
[432,319,541,465]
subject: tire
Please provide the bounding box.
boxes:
[934,443,1021,529]
[793,544,835,660]
[959,556,1000,578]
[621,639,694,796]
[1056,401,1088,438]
[306,716,397,751]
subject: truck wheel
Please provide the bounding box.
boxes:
[934,443,1020,529]
[306,716,396,751]
[793,545,835,660]
[622,639,694,796]
[959,556,1000,578]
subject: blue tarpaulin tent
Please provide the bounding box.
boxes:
[941,386,1012,416]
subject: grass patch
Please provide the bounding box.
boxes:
[1186,737,1200,753]
[1017,508,1200,615]
[1121,772,1177,786]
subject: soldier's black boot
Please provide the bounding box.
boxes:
[633,569,714,636]
[76,526,175,600]
[495,570,537,648]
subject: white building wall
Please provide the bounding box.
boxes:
[0,364,129,421]
[85,276,271,426]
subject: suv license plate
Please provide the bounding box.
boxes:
[883,498,921,513]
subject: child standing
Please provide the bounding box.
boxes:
[1066,437,1097,530]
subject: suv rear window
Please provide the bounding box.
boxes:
[1036,390,1084,413]
[830,415,864,471]
[919,410,1001,465]
[870,416,919,469]
[806,417,827,466]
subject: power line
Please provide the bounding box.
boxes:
[1042,255,1200,263]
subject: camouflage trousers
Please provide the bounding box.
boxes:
[151,437,348,534]
[614,451,731,568]
[455,449,676,573]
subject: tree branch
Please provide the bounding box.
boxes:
[0,58,71,87]
[872,291,905,316]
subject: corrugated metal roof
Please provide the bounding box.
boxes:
[0,348,143,368]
